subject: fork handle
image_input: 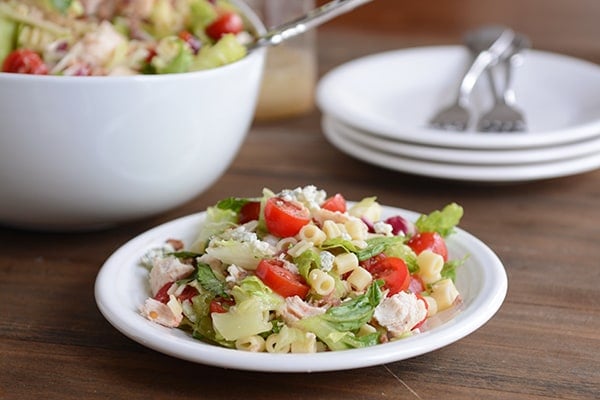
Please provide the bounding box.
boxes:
[457,29,515,106]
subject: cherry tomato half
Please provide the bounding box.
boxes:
[264,197,311,237]
[407,231,448,261]
[176,285,199,303]
[205,12,244,40]
[255,259,309,298]
[154,282,173,303]
[239,201,261,224]
[2,49,48,75]
[321,193,347,213]
[361,254,410,296]
[209,297,234,313]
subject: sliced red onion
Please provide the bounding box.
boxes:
[385,215,416,236]
[361,217,376,233]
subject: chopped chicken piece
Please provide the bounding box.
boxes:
[373,292,427,337]
[149,256,194,296]
[140,297,183,327]
[278,296,327,326]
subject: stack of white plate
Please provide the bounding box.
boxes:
[316,46,600,183]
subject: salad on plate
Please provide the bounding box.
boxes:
[140,186,465,353]
[0,0,254,75]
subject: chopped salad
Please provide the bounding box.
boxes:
[0,0,254,76]
[140,186,465,353]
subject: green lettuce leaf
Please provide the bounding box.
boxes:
[415,203,464,237]
[296,282,383,351]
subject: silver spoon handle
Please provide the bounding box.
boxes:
[248,0,373,51]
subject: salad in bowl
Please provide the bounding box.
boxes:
[139,186,465,353]
[0,0,254,76]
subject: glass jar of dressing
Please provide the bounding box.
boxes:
[247,0,317,120]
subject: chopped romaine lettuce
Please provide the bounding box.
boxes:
[415,203,464,237]
[205,235,274,270]
[294,249,321,281]
[214,277,284,341]
[194,262,228,298]
[348,196,382,222]
[191,33,247,70]
[296,282,383,350]
[151,36,193,74]
[190,206,237,252]
[0,16,17,65]
[216,197,252,213]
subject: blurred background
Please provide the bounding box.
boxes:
[317,0,600,64]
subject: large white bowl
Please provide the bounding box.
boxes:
[0,2,266,230]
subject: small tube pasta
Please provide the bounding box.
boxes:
[276,236,298,252]
[347,266,372,292]
[235,335,266,352]
[344,218,368,241]
[298,224,327,245]
[430,279,459,311]
[334,252,359,275]
[265,326,315,353]
[417,249,444,284]
[265,333,290,353]
[322,220,343,239]
[287,240,313,258]
[291,332,317,354]
[308,269,335,296]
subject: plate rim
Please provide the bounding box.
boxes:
[327,115,600,166]
[95,205,508,372]
[322,115,600,183]
[316,45,600,149]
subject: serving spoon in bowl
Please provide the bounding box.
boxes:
[246,0,373,51]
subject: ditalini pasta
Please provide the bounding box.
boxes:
[140,186,465,352]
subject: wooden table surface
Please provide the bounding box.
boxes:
[1,1,599,399]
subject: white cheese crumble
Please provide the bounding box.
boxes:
[280,185,327,210]
[319,251,335,272]
[373,221,393,236]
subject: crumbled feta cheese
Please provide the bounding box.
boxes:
[225,264,247,284]
[374,292,427,337]
[140,242,176,268]
[280,185,327,210]
[320,251,335,272]
[220,225,273,253]
[373,221,393,236]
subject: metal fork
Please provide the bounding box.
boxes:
[477,34,531,132]
[429,28,515,131]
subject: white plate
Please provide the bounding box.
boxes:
[95,206,507,372]
[322,116,600,183]
[317,46,600,149]
[328,115,600,165]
